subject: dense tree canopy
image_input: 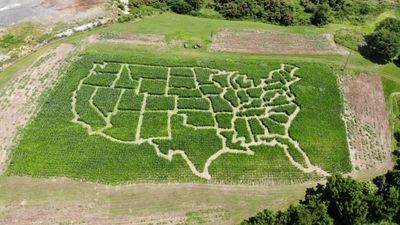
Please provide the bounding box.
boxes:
[364,18,400,63]
[241,160,400,225]
[125,0,390,26]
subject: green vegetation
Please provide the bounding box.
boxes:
[5,43,350,184]
[363,18,400,63]
[141,111,169,138]
[334,28,365,50]
[177,98,210,110]
[146,95,175,110]
[123,0,395,26]
[242,161,400,225]
[139,79,167,95]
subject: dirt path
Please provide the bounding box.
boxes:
[340,75,393,172]
[0,43,76,174]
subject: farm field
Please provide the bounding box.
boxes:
[0,10,399,224]
[6,44,350,184]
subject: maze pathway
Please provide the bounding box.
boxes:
[71,62,329,179]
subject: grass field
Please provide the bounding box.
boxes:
[6,43,350,184]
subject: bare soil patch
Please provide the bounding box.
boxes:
[341,75,393,171]
[0,43,75,174]
[88,32,166,46]
[210,30,349,55]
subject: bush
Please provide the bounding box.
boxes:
[169,0,194,14]
[334,29,365,51]
[376,17,400,33]
[362,17,400,63]
[364,29,400,63]
[311,3,331,26]
[0,34,24,49]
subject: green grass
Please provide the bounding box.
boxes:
[115,66,138,89]
[5,44,351,183]
[168,87,202,97]
[209,96,233,112]
[139,79,166,95]
[118,90,143,111]
[216,113,233,129]
[141,111,169,138]
[105,111,140,141]
[145,96,175,111]
[170,67,194,77]
[84,73,117,87]
[130,65,168,79]
[183,111,215,127]
[169,76,196,89]
[75,85,106,130]
[92,87,121,116]
[177,98,210,110]
[95,63,122,73]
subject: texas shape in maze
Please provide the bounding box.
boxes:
[71,62,329,179]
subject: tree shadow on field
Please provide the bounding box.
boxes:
[394,57,400,67]
[358,45,389,65]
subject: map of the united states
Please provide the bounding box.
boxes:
[71,63,329,179]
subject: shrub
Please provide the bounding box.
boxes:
[169,0,194,14]
[311,3,331,26]
[364,29,400,63]
[363,18,400,63]
[334,29,365,51]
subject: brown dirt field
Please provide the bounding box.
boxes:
[0,43,76,174]
[210,30,349,55]
[341,75,393,172]
[88,32,166,47]
[0,176,314,224]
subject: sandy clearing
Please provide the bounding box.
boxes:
[87,32,166,47]
[210,29,349,55]
[0,43,76,174]
[341,75,393,172]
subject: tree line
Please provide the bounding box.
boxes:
[241,159,400,225]
[122,0,393,26]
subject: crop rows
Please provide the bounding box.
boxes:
[7,52,349,184]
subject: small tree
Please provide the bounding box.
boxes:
[169,0,193,14]
[363,17,400,63]
[376,17,400,33]
[311,4,331,26]
[186,0,203,11]
[364,29,400,63]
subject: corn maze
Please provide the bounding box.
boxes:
[71,62,329,180]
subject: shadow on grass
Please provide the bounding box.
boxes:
[358,45,389,65]
[394,57,400,67]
